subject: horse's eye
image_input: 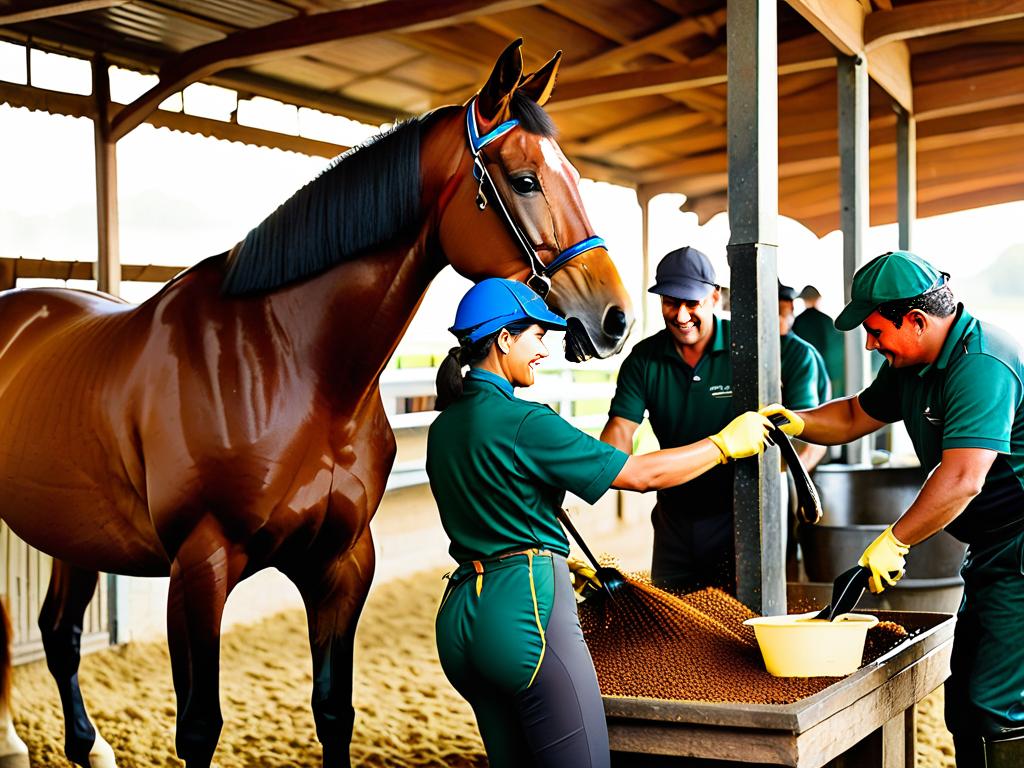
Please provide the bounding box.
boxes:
[510,175,540,195]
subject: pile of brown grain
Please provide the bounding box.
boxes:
[579,577,911,705]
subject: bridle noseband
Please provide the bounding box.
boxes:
[465,97,605,299]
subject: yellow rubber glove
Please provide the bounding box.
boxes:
[708,412,773,463]
[759,403,805,437]
[567,558,602,595]
[858,524,910,594]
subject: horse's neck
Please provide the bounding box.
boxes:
[281,112,466,412]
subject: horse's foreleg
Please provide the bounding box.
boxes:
[166,516,245,768]
[37,561,115,768]
[285,528,375,768]
[0,597,28,768]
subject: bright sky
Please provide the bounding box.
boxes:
[2,42,1023,358]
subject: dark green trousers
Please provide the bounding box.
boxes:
[946,529,1024,766]
[436,552,609,768]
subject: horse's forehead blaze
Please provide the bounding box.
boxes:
[538,137,579,184]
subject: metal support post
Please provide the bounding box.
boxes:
[896,106,916,252]
[838,54,871,465]
[727,0,784,616]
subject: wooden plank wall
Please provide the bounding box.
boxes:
[0,521,110,665]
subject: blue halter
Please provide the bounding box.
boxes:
[465,97,605,298]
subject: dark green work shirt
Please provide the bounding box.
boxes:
[781,331,832,410]
[859,306,1024,545]
[793,306,846,397]
[427,368,629,563]
[608,317,826,514]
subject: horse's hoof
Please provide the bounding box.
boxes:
[0,720,29,768]
[87,733,117,768]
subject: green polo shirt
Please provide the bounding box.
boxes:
[426,368,629,563]
[781,331,832,409]
[859,306,1024,544]
[793,306,846,396]
[608,316,825,513]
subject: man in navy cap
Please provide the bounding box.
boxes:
[600,247,829,591]
[765,251,1024,767]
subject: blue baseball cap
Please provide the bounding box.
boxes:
[450,278,567,344]
[835,251,946,331]
[649,246,718,301]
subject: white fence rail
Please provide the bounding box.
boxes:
[380,363,619,490]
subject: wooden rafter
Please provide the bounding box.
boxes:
[0,0,126,26]
[557,9,728,79]
[631,101,1024,201]
[865,0,1024,49]
[548,34,835,112]
[110,0,544,141]
[563,108,712,154]
[916,63,1024,119]
[784,0,913,111]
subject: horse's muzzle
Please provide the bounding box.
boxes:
[564,317,597,363]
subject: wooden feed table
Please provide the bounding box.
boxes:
[605,611,954,767]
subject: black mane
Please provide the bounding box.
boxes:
[222,117,424,296]
[221,94,556,296]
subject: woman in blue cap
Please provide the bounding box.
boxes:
[427,278,773,768]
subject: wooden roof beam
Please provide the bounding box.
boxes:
[558,9,728,79]
[916,64,1024,119]
[110,0,543,141]
[799,181,1024,237]
[864,0,1024,49]
[0,0,126,25]
[784,0,913,111]
[549,33,835,111]
[631,106,1024,199]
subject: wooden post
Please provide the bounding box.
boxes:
[727,0,784,616]
[92,54,121,297]
[896,106,916,252]
[0,258,14,291]
[838,54,870,465]
[638,188,653,338]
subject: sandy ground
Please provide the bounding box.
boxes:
[9,500,958,766]
[12,564,956,767]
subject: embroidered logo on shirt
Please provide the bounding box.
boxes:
[709,384,733,398]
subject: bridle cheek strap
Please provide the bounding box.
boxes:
[465,97,606,295]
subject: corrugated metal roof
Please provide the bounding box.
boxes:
[1,0,1022,232]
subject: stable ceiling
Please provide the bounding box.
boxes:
[2,0,1023,235]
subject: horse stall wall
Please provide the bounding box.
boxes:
[1,521,110,664]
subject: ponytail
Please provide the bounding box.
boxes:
[435,320,537,411]
[435,346,465,411]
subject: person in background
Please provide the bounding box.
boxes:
[765,251,1024,768]
[428,278,773,768]
[599,247,829,592]
[779,282,829,471]
[793,284,846,398]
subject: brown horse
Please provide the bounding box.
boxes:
[0,40,633,768]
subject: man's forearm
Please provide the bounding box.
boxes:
[799,396,882,445]
[892,455,988,545]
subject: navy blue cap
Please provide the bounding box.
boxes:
[649,246,718,302]
[778,281,797,301]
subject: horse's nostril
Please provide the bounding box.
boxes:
[603,307,628,338]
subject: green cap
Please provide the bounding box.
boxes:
[835,251,945,331]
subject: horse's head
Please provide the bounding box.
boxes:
[436,40,634,362]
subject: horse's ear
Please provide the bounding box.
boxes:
[477,38,524,122]
[518,50,561,107]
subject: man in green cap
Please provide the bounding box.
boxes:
[600,247,831,591]
[764,250,1024,767]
